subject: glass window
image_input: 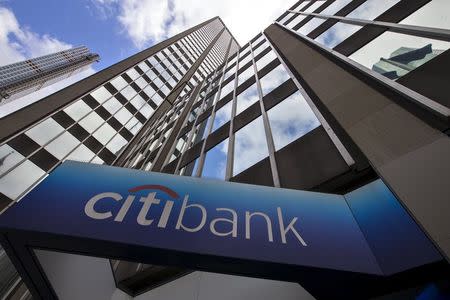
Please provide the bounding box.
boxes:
[350,32,450,79]
[66,144,95,163]
[106,134,127,154]
[103,97,122,115]
[0,144,25,176]
[93,123,116,145]
[304,0,326,13]
[138,62,150,73]
[280,12,295,24]
[181,157,199,176]
[130,94,146,110]
[295,0,311,11]
[91,156,104,165]
[212,101,233,131]
[346,0,400,20]
[256,50,277,71]
[110,76,128,91]
[287,13,306,27]
[219,80,234,99]
[121,86,137,100]
[238,66,255,86]
[45,131,80,160]
[140,104,154,118]
[259,65,290,96]
[25,118,64,146]
[135,77,147,89]
[315,22,362,48]
[233,116,268,176]
[399,0,450,29]
[91,87,112,103]
[64,100,91,121]
[115,107,133,125]
[79,112,104,133]
[197,116,212,141]
[297,0,352,36]
[0,160,45,199]
[236,83,259,115]
[202,138,228,180]
[267,91,320,151]
[253,44,268,58]
[126,68,140,80]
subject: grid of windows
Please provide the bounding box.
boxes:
[0,18,227,203]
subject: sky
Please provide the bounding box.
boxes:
[0,0,296,116]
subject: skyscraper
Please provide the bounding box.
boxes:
[0,1,449,299]
[0,46,100,105]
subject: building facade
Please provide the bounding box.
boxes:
[0,0,449,299]
[0,46,100,105]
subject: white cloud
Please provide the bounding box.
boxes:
[0,6,95,117]
[93,0,297,49]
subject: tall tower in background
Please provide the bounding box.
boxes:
[0,46,100,105]
[0,0,449,299]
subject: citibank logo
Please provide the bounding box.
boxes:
[84,184,307,246]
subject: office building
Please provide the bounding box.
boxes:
[0,46,100,105]
[0,0,449,299]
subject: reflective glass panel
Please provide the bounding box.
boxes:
[0,160,45,199]
[315,22,362,48]
[267,91,320,151]
[45,131,80,160]
[259,65,290,96]
[91,87,112,104]
[233,116,268,176]
[64,100,91,121]
[399,0,450,29]
[212,101,233,131]
[202,138,228,180]
[236,83,259,115]
[25,118,64,146]
[0,144,25,177]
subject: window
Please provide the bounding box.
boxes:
[103,97,122,115]
[25,118,64,146]
[315,22,362,48]
[202,138,228,180]
[259,65,290,96]
[256,51,277,71]
[219,80,234,99]
[66,144,95,162]
[45,132,80,159]
[0,160,45,199]
[297,0,352,36]
[93,123,116,145]
[110,76,128,91]
[236,83,259,115]
[212,101,233,131]
[238,66,255,86]
[79,112,104,133]
[0,144,25,176]
[106,134,127,154]
[233,116,268,176]
[64,100,91,121]
[267,91,320,151]
[91,87,112,103]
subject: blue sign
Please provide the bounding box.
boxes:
[0,161,441,276]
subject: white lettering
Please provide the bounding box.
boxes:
[245,211,273,242]
[210,208,237,237]
[277,207,307,246]
[176,195,206,232]
[85,192,122,220]
[137,192,160,226]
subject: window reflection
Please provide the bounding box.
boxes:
[202,138,228,180]
[267,91,320,151]
[304,0,326,13]
[238,66,255,86]
[236,83,259,115]
[93,123,116,145]
[45,131,79,159]
[181,157,199,176]
[399,0,450,30]
[64,100,91,121]
[91,87,112,103]
[233,116,268,176]
[66,144,95,162]
[79,112,104,133]
[297,0,352,36]
[25,118,64,146]
[0,144,24,176]
[110,76,128,91]
[256,50,277,71]
[259,64,290,96]
[0,160,45,199]
[315,22,362,48]
[103,97,122,115]
[106,134,127,154]
[212,101,233,131]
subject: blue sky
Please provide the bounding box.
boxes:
[0,0,296,116]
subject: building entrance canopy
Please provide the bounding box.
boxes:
[0,161,442,299]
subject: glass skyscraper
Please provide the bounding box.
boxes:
[0,1,449,299]
[0,46,100,105]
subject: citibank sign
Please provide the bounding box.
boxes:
[0,161,439,279]
[84,184,308,246]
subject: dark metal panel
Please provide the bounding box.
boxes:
[276,126,350,191]
[398,49,450,109]
[230,157,274,187]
